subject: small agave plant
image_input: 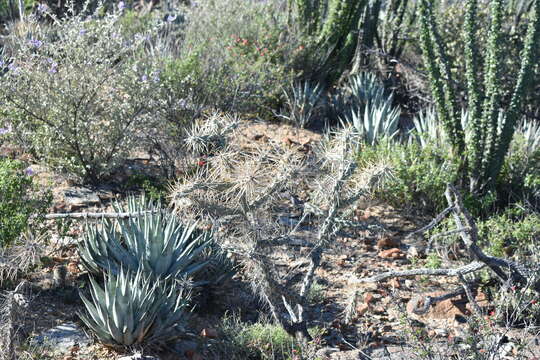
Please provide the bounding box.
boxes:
[79,196,213,283]
[79,267,190,346]
[345,95,400,145]
[346,72,387,110]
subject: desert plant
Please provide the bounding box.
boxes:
[345,94,400,145]
[79,267,190,347]
[78,197,213,283]
[358,141,459,213]
[178,0,299,117]
[278,80,325,128]
[418,0,540,193]
[0,159,50,248]
[346,72,388,109]
[291,0,377,82]
[0,3,163,183]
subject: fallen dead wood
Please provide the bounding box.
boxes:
[37,210,159,220]
[350,184,540,316]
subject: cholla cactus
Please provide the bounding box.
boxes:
[170,113,391,342]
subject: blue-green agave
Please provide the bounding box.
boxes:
[79,267,189,346]
[78,197,212,282]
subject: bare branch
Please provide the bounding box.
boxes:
[405,205,454,240]
[39,210,159,220]
[350,261,486,284]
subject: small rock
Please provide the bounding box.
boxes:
[356,303,369,316]
[364,292,375,305]
[388,278,401,288]
[63,187,100,211]
[33,323,91,353]
[406,292,468,323]
[378,248,404,259]
[376,236,400,249]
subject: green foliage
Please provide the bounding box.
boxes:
[79,267,189,347]
[179,0,299,117]
[418,0,540,193]
[79,197,213,283]
[358,141,459,213]
[292,0,416,83]
[477,206,540,258]
[292,0,371,83]
[279,81,325,128]
[346,96,400,145]
[0,159,50,247]
[425,253,442,269]
[213,315,301,360]
[0,5,163,183]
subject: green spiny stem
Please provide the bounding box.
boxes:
[464,0,485,187]
[480,0,504,184]
[419,0,465,155]
[488,0,540,186]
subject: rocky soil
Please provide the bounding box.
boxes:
[2,120,539,360]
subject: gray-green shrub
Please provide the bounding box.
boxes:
[0,4,163,183]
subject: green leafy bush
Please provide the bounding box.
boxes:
[358,141,459,214]
[212,315,300,360]
[178,0,301,116]
[0,158,50,247]
[0,5,163,183]
[477,206,540,258]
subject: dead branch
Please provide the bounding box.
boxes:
[39,210,159,220]
[404,205,454,240]
[350,184,540,318]
[350,261,486,283]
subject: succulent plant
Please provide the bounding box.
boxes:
[279,81,325,128]
[79,267,190,346]
[346,72,388,110]
[345,93,400,145]
[78,197,213,283]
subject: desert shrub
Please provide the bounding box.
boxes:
[0,4,163,183]
[358,141,459,214]
[477,206,540,258]
[178,0,301,117]
[0,159,50,248]
[211,315,301,360]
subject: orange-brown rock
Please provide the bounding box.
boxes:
[356,303,369,316]
[378,248,405,259]
[406,291,468,321]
